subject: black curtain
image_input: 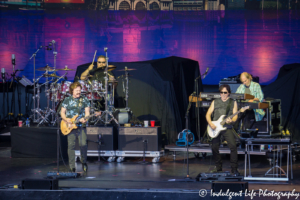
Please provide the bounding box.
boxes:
[263,64,300,142]
[75,56,203,143]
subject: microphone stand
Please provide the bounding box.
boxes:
[168,100,194,182]
[29,46,42,123]
[194,69,209,144]
[56,112,60,173]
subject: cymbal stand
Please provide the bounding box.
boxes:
[124,67,130,110]
[30,74,46,124]
[45,69,50,110]
[96,48,118,126]
[29,46,43,122]
[50,73,67,125]
[36,79,55,126]
[87,79,96,123]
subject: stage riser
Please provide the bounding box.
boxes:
[0,190,291,200]
[10,127,68,158]
[10,127,162,157]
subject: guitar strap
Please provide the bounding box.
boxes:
[76,96,83,115]
[225,98,233,117]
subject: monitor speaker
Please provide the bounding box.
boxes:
[118,127,161,151]
[211,181,248,193]
[76,126,117,151]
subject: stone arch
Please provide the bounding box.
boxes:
[133,0,146,10]
[149,1,160,10]
[149,0,160,10]
[117,0,131,10]
[136,1,146,10]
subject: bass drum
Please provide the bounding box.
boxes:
[114,108,132,124]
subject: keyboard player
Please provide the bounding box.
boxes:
[235,72,265,129]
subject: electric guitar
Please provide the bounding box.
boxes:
[60,113,97,135]
[207,106,249,138]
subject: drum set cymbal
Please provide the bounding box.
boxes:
[116,68,136,71]
[56,66,75,71]
[89,65,117,75]
[43,73,61,78]
[36,65,57,71]
[37,65,76,71]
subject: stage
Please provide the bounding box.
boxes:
[1,130,300,200]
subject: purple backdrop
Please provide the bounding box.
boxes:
[0,10,300,85]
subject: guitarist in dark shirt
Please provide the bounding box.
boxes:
[205,84,240,176]
[61,81,100,172]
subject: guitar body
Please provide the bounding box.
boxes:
[207,115,227,138]
[60,115,79,135]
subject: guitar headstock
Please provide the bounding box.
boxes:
[240,106,250,113]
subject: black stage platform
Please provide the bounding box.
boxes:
[1,127,300,200]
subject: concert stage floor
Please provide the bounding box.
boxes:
[1,140,300,200]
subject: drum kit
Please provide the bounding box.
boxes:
[29,48,136,126]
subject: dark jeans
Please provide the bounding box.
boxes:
[211,128,238,170]
[67,128,87,169]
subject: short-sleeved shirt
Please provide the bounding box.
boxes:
[212,98,235,121]
[61,96,90,118]
[236,81,265,121]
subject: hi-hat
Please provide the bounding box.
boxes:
[43,73,60,78]
[57,66,75,71]
[36,65,57,71]
[90,65,117,75]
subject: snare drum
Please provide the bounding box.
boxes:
[61,81,72,94]
[78,80,89,93]
[90,80,103,92]
[87,92,101,100]
[50,91,65,102]
[49,84,65,102]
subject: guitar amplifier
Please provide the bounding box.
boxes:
[118,127,161,151]
[75,126,117,151]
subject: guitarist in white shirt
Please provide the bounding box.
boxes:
[205,85,240,176]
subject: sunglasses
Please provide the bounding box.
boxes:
[220,92,228,94]
[98,62,106,64]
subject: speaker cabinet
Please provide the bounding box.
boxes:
[21,179,59,190]
[76,126,117,151]
[118,127,161,151]
[211,181,248,192]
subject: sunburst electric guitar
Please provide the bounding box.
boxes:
[207,106,249,138]
[61,113,97,135]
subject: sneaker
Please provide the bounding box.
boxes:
[82,163,88,172]
[210,167,222,173]
[231,169,240,176]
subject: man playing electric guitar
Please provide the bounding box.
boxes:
[61,81,100,173]
[205,84,239,176]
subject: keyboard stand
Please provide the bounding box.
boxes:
[244,138,293,181]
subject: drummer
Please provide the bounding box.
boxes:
[80,55,115,82]
[80,55,116,110]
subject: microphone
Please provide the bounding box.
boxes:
[12,54,15,65]
[52,40,56,44]
[202,67,209,79]
[12,54,15,72]
[1,68,5,83]
[104,47,107,52]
